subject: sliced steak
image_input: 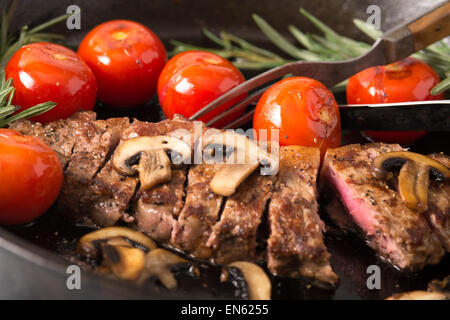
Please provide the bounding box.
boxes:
[425,153,450,251]
[207,171,274,265]
[131,116,195,241]
[171,163,223,259]
[134,167,187,242]
[85,119,168,227]
[87,115,195,228]
[267,146,338,285]
[58,117,128,223]
[9,111,96,167]
[320,143,444,269]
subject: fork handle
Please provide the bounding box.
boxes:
[382,1,450,62]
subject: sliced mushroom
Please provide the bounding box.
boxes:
[386,290,446,300]
[224,261,271,300]
[203,132,279,196]
[373,151,450,212]
[76,226,157,259]
[112,136,191,189]
[138,149,172,189]
[101,242,146,281]
[428,275,450,299]
[210,163,259,196]
[137,248,188,289]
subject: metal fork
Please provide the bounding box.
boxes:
[189,1,450,129]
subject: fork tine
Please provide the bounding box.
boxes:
[206,87,268,127]
[189,62,293,121]
[222,109,255,129]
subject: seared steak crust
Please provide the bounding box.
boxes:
[207,172,274,264]
[86,118,168,227]
[134,167,186,242]
[425,153,450,251]
[172,164,223,259]
[58,117,129,222]
[320,143,444,269]
[268,146,337,285]
[9,111,96,167]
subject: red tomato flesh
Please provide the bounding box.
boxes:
[346,57,444,144]
[5,42,97,124]
[0,129,63,225]
[253,76,341,158]
[78,20,167,108]
[157,51,246,128]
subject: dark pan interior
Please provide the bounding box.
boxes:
[0,0,448,299]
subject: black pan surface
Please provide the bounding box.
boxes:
[0,0,448,299]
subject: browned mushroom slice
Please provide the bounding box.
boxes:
[373,151,450,212]
[209,163,259,196]
[137,149,172,190]
[137,248,188,289]
[223,261,271,300]
[101,242,146,281]
[203,131,279,196]
[76,226,157,259]
[386,290,447,300]
[112,136,191,190]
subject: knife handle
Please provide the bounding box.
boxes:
[409,1,450,51]
[382,1,450,63]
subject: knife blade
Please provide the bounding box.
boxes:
[340,100,450,131]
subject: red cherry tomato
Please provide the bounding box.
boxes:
[253,76,341,157]
[157,51,246,128]
[5,42,97,124]
[346,57,444,144]
[78,20,167,108]
[0,129,63,225]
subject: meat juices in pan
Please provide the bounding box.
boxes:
[320,143,445,270]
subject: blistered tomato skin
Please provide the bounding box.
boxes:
[0,129,63,225]
[5,42,97,124]
[346,57,444,144]
[253,76,341,158]
[157,51,246,128]
[78,20,167,108]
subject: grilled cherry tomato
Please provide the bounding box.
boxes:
[253,76,341,157]
[78,20,166,108]
[0,129,63,225]
[157,51,246,128]
[5,42,97,124]
[346,57,444,144]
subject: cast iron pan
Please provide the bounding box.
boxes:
[0,0,448,299]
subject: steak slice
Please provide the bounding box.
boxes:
[9,111,96,167]
[207,171,274,265]
[58,117,128,223]
[267,146,338,285]
[134,167,187,242]
[320,143,444,269]
[425,153,450,251]
[87,115,195,228]
[171,163,223,259]
[85,119,168,227]
[131,116,195,241]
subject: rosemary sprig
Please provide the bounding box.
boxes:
[171,8,449,95]
[0,0,70,127]
[0,71,56,127]
[0,0,71,69]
